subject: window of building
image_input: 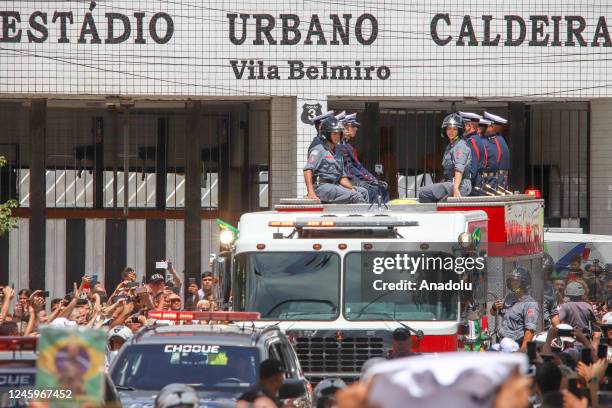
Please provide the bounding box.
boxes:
[0,101,29,207]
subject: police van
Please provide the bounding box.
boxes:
[215,194,546,382]
[109,311,311,408]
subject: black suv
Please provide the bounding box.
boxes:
[109,324,311,408]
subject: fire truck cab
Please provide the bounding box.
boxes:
[221,195,544,383]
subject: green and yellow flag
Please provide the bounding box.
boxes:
[36,326,106,407]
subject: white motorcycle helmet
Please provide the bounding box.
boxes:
[107,325,133,352]
[551,324,576,350]
[107,325,133,343]
[154,383,199,408]
[602,312,612,338]
[105,325,133,370]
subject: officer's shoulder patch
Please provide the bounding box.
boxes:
[527,308,535,317]
[310,149,319,156]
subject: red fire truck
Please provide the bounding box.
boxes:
[215,194,544,382]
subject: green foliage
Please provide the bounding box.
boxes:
[0,156,17,236]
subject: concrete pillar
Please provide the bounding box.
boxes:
[270,97,297,204]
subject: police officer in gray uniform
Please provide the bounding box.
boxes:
[304,117,368,204]
[490,267,539,351]
[418,113,472,203]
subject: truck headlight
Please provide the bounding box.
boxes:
[220,229,235,246]
[458,232,472,248]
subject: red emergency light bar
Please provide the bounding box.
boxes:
[0,337,37,351]
[269,219,418,228]
[269,220,335,227]
[525,188,541,198]
[148,310,260,321]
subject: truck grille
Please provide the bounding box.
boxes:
[294,335,385,375]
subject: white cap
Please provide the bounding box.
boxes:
[458,112,482,122]
[335,111,346,120]
[49,317,77,328]
[344,113,357,121]
[484,112,508,125]
[479,118,493,126]
[311,110,334,124]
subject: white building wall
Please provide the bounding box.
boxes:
[589,99,612,234]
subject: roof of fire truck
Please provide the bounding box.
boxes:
[235,195,544,246]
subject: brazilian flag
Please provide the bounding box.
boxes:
[36,327,106,407]
[471,227,481,249]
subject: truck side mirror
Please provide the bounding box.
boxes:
[211,252,232,306]
[279,378,307,400]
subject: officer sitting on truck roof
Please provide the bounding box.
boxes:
[483,112,511,191]
[418,113,472,203]
[337,113,390,203]
[304,117,368,204]
[458,112,486,196]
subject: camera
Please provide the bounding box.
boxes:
[556,327,574,338]
[155,261,168,270]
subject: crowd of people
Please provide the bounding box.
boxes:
[234,325,610,408]
[0,253,610,407]
[0,263,220,368]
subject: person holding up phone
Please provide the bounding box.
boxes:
[122,267,136,283]
[184,279,199,311]
[576,357,609,408]
[0,286,14,323]
[156,260,182,289]
[198,271,215,303]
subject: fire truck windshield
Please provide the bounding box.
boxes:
[343,252,460,321]
[233,252,340,321]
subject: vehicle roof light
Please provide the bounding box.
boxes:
[525,188,541,198]
[307,220,335,227]
[0,337,37,351]
[295,217,418,228]
[269,221,295,227]
[148,310,260,322]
